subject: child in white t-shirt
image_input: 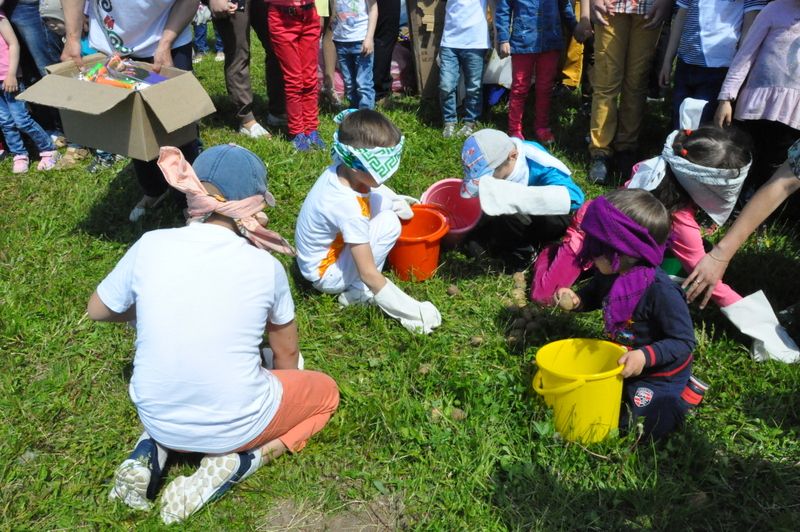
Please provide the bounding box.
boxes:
[332,0,379,109]
[295,109,442,333]
[439,0,492,138]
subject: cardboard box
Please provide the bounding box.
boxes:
[406,0,446,99]
[19,53,215,161]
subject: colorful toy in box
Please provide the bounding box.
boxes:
[80,54,167,90]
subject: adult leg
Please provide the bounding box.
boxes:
[532,50,561,137]
[373,0,400,101]
[561,0,584,88]
[9,2,61,77]
[614,15,661,154]
[160,370,339,524]
[213,2,260,128]
[251,0,287,118]
[508,53,536,138]
[438,46,461,126]
[460,48,486,124]
[590,14,630,159]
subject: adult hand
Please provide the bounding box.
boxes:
[618,349,646,378]
[362,37,374,56]
[715,100,733,127]
[209,0,236,18]
[591,0,613,26]
[682,252,729,308]
[644,0,670,29]
[152,44,174,73]
[574,18,593,43]
[60,36,83,69]
[498,42,511,59]
[4,74,18,93]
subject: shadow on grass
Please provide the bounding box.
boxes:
[742,388,800,433]
[76,164,185,244]
[491,427,800,529]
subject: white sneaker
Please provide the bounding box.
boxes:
[215,51,225,62]
[239,122,271,139]
[192,53,205,64]
[442,123,457,138]
[108,437,165,511]
[160,452,261,524]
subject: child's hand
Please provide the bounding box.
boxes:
[362,37,374,56]
[574,18,593,43]
[715,100,733,127]
[591,0,613,26]
[658,62,671,88]
[554,288,580,311]
[498,42,511,59]
[3,75,17,94]
[618,349,646,378]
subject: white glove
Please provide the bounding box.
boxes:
[478,177,571,217]
[373,279,442,334]
[194,5,212,25]
[721,291,800,363]
[391,197,414,220]
[261,347,305,370]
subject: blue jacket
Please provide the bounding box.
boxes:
[495,0,577,54]
[523,141,585,211]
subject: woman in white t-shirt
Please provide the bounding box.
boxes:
[88,145,340,524]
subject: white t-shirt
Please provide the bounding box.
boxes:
[96,223,295,453]
[440,0,490,49]
[333,0,370,43]
[89,0,193,58]
[295,165,372,282]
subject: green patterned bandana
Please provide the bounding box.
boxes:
[331,111,405,184]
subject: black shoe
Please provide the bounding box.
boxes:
[589,155,610,184]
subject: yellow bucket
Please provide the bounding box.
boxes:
[533,339,627,443]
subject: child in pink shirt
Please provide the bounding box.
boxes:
[532,124,799,360]
[0,12,58,174]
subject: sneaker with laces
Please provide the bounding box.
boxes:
[292,132,310,152]
[307,130,326,150]
[535,128,555,146]
[160,451,262,524]
[457,122,476,137]
[214,51,225,62]
[12,154,29,173]
[37,150,60,170]
[588,155,610,184]
[238,122,271,139]
[108,436,165,511]
[266,113,288,127]
[442,123,457,138]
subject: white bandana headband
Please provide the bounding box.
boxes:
[331,110,405,184]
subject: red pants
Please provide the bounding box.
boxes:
[508,50,560,137]
[267,4,320,135]
[235,370,340,453]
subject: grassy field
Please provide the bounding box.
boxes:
[2,42,800,530]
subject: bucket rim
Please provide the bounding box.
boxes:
[535,338,626,382]
[397,205,450,244]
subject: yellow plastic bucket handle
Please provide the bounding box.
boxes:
[532,370,586,396]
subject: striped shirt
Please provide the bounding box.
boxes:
[677,0,766,68]
[609,0,656,15]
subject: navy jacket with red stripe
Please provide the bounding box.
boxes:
[577,269,696,381]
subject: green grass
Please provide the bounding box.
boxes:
[2,42,800,530]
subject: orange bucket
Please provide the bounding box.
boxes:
[388,204,450,281]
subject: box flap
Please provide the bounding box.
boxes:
[139,71,216,133]
[45,52,108,74]
[17,74,131,115]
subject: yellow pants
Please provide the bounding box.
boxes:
[561,0,583,88]
[589,14,661,157]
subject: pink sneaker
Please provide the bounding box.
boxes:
[535,128,555,146]
[12,155,29,174]
[37,150,60,170]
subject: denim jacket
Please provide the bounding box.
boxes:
[495,0,577,54]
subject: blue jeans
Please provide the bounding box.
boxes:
[439,46,486,124]
[193,22,224,54]
[335,41,375,110]
[0,81,56,156]
[9,2,63,78]
[671,59,728,129]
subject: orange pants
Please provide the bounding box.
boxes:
[235,370,340,453]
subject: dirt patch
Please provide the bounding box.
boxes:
[258,495,404,531]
